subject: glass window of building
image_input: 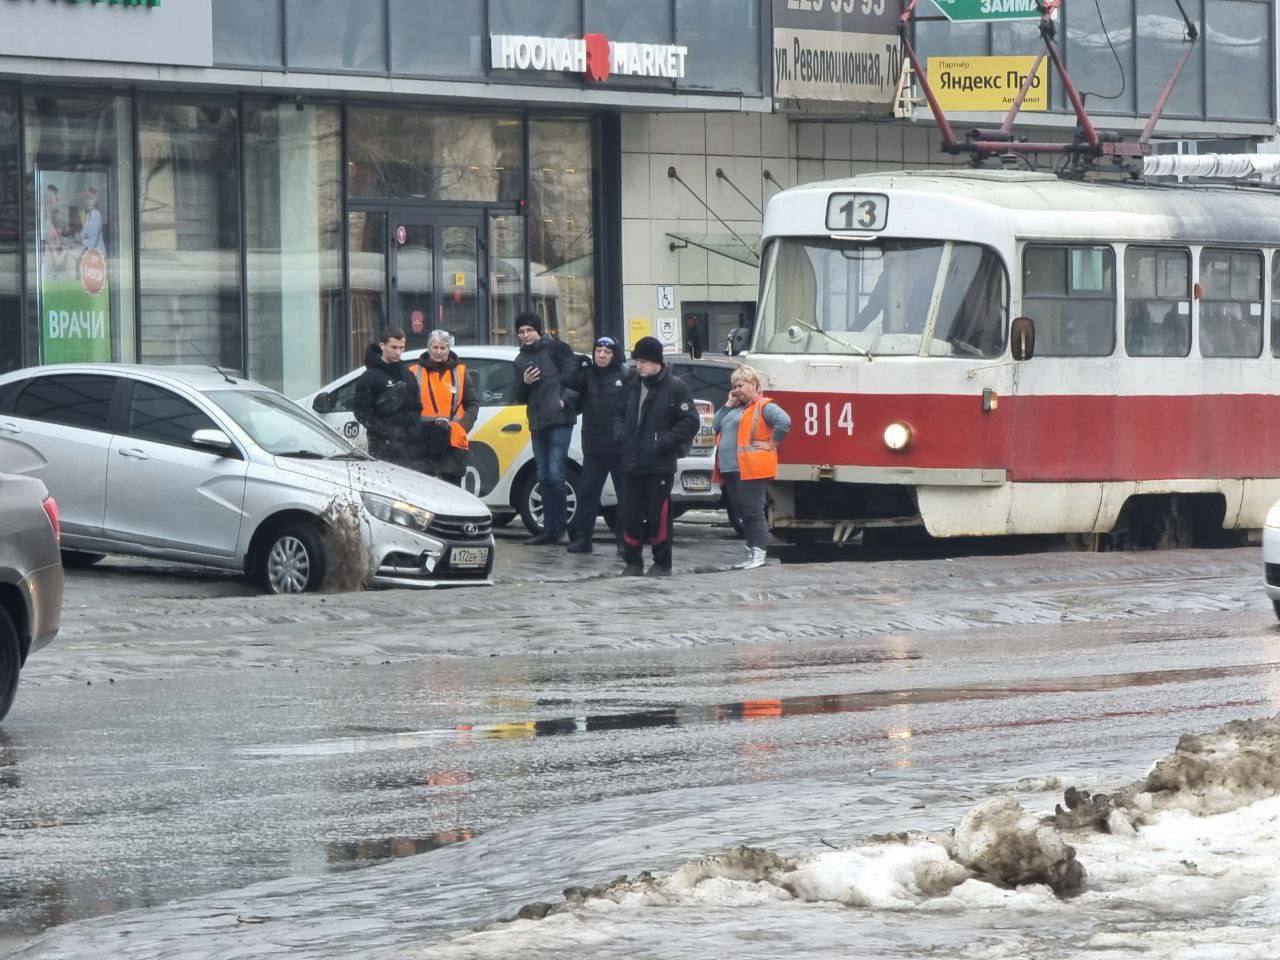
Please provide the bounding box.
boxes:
[1136,0,1203,117]
[586,0,675,89]
[490,0,580,38]
[137,98,242,371]
[22,91,136,368]
[1206,0,1271,121]
[0,90,18,374]
[530,118,595,352]
[347,210,387,368]
[244,101,343,397]
[676,0,762,95]
[390,0,484,78]
[212,0,283,68]
[285,0,386,73]
[489,212,526,346]
[347,108,523,202]
[1065,0,1134,115]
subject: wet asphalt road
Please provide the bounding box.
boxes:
[3,517,1279,957]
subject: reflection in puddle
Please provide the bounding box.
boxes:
[326,828,475,870]
[242,660,1280,761]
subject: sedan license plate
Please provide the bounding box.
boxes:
[449,546,490,568]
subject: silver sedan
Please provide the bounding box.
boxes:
[0,365,494,593]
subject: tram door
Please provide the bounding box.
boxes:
[391,211,485,351]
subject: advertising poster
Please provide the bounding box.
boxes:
[35,169,113,363]
[928,55,1048,112]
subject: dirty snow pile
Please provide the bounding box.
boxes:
[485,712,1280,929]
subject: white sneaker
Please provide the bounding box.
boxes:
[738,547,767,570]
[731,545,754,569]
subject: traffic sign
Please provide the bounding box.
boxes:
[933,0,1043,22]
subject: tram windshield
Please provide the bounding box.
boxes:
[755,238,1008,358]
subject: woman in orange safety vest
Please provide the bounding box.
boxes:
[408,330,478,487]
[712,365,791,571]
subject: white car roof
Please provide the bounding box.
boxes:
[0,363,274,395]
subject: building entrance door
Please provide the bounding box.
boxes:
[390,210,485,352]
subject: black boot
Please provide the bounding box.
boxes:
[645,565,672,577]
[620,563,644,576]
[566,537,593,554]
[524,528,567,546]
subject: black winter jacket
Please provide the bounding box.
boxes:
[570,351,634,459]
[351,342,423,467]
[615,366,700,475]
[512,335,579,433]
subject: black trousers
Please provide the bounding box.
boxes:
[569,453,623,543]
[620,472,674,569]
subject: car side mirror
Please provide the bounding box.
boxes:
[1010,316,1036,361]
[727,327,750,356]
[312,391,334,414]
[191,428,235,455]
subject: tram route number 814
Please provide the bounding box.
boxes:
[803,400,855,437]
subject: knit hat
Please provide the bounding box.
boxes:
[594,335,618,352]
[514,311,543,335]
[632,336,665,365]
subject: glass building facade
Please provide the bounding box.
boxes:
[0,0,769,393]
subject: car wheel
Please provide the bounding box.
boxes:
[516,465,581,535]
[1273,599,1280,621]
[259,522,328,595]
[0,606,20,723]
[60,550,106,569]
[491,512,516,529]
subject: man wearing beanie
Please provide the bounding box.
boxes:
[512,311,580,545]
[613,336,700,576]
[566,334,633,554]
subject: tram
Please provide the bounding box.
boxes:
[748,169,1280,547]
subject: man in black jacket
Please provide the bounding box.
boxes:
[512,312,579,545]
[614,336,700,576]
[351,326,424,470]
[566,335,632,554]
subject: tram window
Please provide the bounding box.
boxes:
[1199,249,1262,359]
[1124,247,1191,358]
[1270,255,1280,358]
[1022,244,1115,357]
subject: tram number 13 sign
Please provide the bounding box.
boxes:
[826,193,888,232]
[933,0,1041,21]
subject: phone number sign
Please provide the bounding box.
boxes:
[933,0,1041,21]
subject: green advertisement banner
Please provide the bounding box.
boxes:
[36,169,113,363]
[933,0,1042,22]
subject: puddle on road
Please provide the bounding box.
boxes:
[326,827,475,870]
[240,660,1280,760]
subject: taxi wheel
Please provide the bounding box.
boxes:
[517,466,582,535]
[258,522,328,595]
[1273,599,1280,621]
[0,606,20,723]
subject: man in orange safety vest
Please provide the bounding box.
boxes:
[407,329,478,487]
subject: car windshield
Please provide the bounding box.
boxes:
[755,238,1008,358]
[210,390,360,458]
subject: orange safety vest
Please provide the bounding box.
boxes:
[411,362,469,450]
[714,395,778,482]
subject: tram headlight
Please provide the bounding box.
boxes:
[1266,502,1280,529]
[883,421,913,452]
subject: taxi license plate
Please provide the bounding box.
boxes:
[682,473,711,493]
[449,546,490,568]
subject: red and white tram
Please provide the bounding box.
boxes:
[749,169,1280,547]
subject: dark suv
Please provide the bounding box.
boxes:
[0,472,63,722]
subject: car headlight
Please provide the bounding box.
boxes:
[883,421,913,452]
[360,492,434,533]
[1266,502,1280,530]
